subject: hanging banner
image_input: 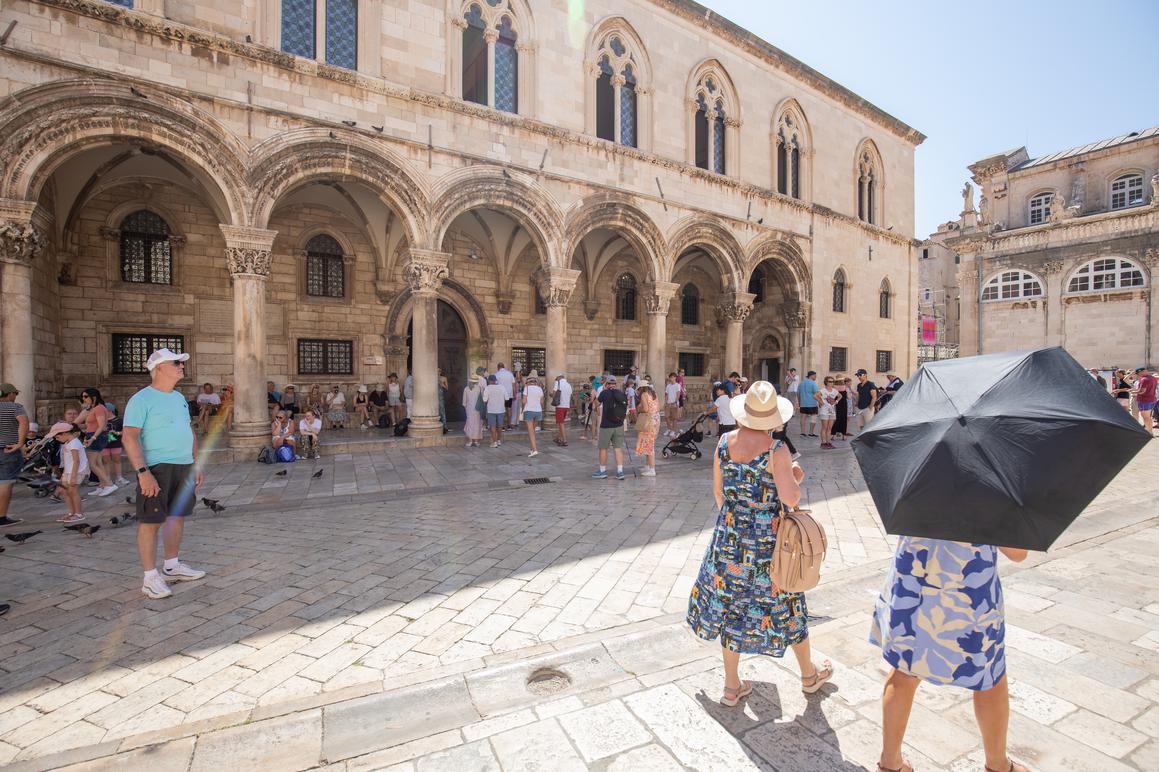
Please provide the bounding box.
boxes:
[921,316,938,344]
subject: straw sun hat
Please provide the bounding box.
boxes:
[729,380,794,431]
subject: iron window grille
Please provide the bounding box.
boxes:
[119,210,172,285]
[510,347,545,377]
[112,333,184,375]
[615,273,638,320]
[305,234,345,298]
[829,347,848,372]
[876,350,892,373]
[603,350,635,376]
[678,352,706,377]
[298,339,353,375]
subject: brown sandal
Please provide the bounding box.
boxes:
[801,660,834,693]
[877,760,913,772]
[985,761,1027,772]
[720,680,753,707]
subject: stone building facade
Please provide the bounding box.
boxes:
[916,221,961,364]
[946,127,1158,370]
[0,0,922,444]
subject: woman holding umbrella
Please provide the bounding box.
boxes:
[687,381,832,706]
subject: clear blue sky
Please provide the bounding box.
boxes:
[699,0,1159,237]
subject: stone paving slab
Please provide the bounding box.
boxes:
[0,436,1155,769]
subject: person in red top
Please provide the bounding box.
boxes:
[1131,366,1157,435]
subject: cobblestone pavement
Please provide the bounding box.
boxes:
[0,429,1156,770]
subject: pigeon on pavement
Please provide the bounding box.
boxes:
[312,468,324,479]
[203,498,226,514]
[63,523,88,532]
[275,470,288,477]
[5,531,42,544]
[79,524,101,538]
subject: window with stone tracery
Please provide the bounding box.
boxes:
[856,143,882,225]
[615,273,638,321]
[592,34,639,147]
[832,269,847,313]
[1067,258,1145,293]
[689,66,735,175]
[879,278,892,319]
[774,107,807,199]
[458,1,522,114]
[280,0,358,70]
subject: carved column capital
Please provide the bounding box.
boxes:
[220,225,277,277]
[781,301,809,330]
[483,28,499,45]
[534,267,580,308]
[0,200,44,265]
[404,249,450,297]
[1042,260,1065,274]
[958,270,979,285]
[716,291,756,323]
[449,15,467,30]
[643,281,680,316]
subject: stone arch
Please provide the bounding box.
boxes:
[428,167,563,267]
[854,137,885,224]
[563,194,666,282]
[771,97,812,201]
[384,276,493,352]
[743,231,811,303]
[0,79,248,225]
[248,129,428,246]
[686,58,741,125]
[666,217,743,292]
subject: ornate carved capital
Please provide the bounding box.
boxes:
[583,299,601,321]
[0,200,44,264]
[483,29,499,45]
[716,291,756,323]
[1042,260,1065,274]
[643,281,680,316]
[404,249,450,297]
[495,290,515,315]
[610,74,626,88]
[449,16,467,30]
[534,267,580,308]
[220,225,277,277]
[958,270,979,284]
[781,301,809,329]
[1144,248,1158,267]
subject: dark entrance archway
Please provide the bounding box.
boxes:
[407,300,468,423]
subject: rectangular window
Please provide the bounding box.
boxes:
[533,287,546,315]
[876,350,893,373]
[325,0,358,70]
[306,254,345,298]
[113,333,184,375]
[828,347,847,372]
[603,349,635,376]
[922,248,929,260]
[510,347,545,377]
[619,82,637,148]
[678,352,706,377]
[494,37,518,113]
[281,0,316,59]
[298,339,353,375]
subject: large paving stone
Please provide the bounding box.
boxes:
[557,700,652,762]
[190,709,322,772]
[624,684,760,770]
[322,676,479,762]
[489,718,587,772]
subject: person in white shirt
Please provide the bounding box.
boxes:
[713,383,736,434]
[625,379,638,425]
[664,372,681,437]
[47,422,88,524]
[194,383,221,433]
[403,374,413,419]
[553,375,573,447]
[298,409,322,460]
[785,368,801,410]
[522,372,545,457]
[818,376,840,449]
[483,375,508,447]
[494,363,517,429]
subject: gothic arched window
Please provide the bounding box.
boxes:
[681,283,700,325]
[689,64,736,175]
[832,269,847,313]
[592,34,639,147]
[856,141,883,225]
[280,0,358,70]
[879,278,892,319]
[305,234,346,298]
[119,210,172,285]
[615,273,638,321]
[774,106,808,199]
[458,1,522,114]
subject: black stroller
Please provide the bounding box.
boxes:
[661,411,707,460]
[20,436,60,498]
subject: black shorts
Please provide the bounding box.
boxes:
[137,463,196,524]
[504,399,513,409]
[800,407,818,415]
[83,431,108,452]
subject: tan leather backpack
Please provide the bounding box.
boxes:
[771,507,828,593]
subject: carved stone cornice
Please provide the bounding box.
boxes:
[404,249,450,297]
[1042,260,1065,274]
[781,301,809,329]
[0,200,45,264]
[220,225,277,277]
[495,290,515,315]
[583,299,601,321]
[716,291,756,323]
[643,281,680,316]
[533,267,580,308]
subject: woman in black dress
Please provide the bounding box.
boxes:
[832,377,850,439]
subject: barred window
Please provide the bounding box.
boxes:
[325,0,358,70]
[615,273,637,321]
[603,349,636,376]
[119,210,172,285]
[678,352,705,377]
[829,347,848,372]
[879,279,892,319]
[832,269,847,313]
[510,347,545,377]
[876,350,892,373]
[494,16,518,114]
[112,333,184,375]
[462,4,487,106]
[298,339,353,374]
[1067,257,1145,293]
[305,234,345,298]
[680,284,700,325]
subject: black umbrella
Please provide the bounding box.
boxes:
[851,347,1150,550]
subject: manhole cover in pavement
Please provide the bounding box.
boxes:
[526,668,571,696]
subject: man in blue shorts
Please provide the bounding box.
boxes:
[122,349,205,599]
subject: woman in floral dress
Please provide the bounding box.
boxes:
[870,538,1029,772]
[634,385,660,477]
[687,381,833,706]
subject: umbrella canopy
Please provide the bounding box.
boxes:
[851,347,1150,550]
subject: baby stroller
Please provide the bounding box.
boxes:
[20,436,60,498]
[662,411,707,460]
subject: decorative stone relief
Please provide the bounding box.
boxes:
[220,225,277,277]
[375,281,397,305]
[1151,174,1159,206]
[716,292,755,323]
[1042,260,1065,274]
[958,270,979,284]
[583,299,601,321]
[495,290,515,315]
[0,219,45,264]
[534,267,580,308]
[643,281,680,316]
[403,250,450,297]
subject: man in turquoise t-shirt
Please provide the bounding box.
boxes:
[797,371,820,437]
[122,348,205,600]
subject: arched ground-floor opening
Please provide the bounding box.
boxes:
[406,300,468,422]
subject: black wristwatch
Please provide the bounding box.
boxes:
[136,466,148,474]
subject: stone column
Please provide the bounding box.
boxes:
[1042,260,1066,348]
[782,303,809,382]
[1146,248,1159,366]
[405,250,450,439]
[0,200,44,403]
[718,291,755,376]
[644,281,680,382]
[536,267,580,426]
[957,263,980,357]
[220,225,277,449]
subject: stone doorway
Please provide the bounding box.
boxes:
[406,300,469,422]
[759,358,781,386]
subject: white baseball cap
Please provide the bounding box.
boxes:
[145,348,190,371]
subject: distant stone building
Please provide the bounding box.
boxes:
[0,0,922,442]
[916,221,961,364]
[942,127,1158,369]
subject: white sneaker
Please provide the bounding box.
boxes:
[162,562,206,582]
[641,468,656,477]
[115,477,130,486]
[94,485,118,497]
[142,573,172,599]
[490,442,499,448]
[528,451,539,458]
